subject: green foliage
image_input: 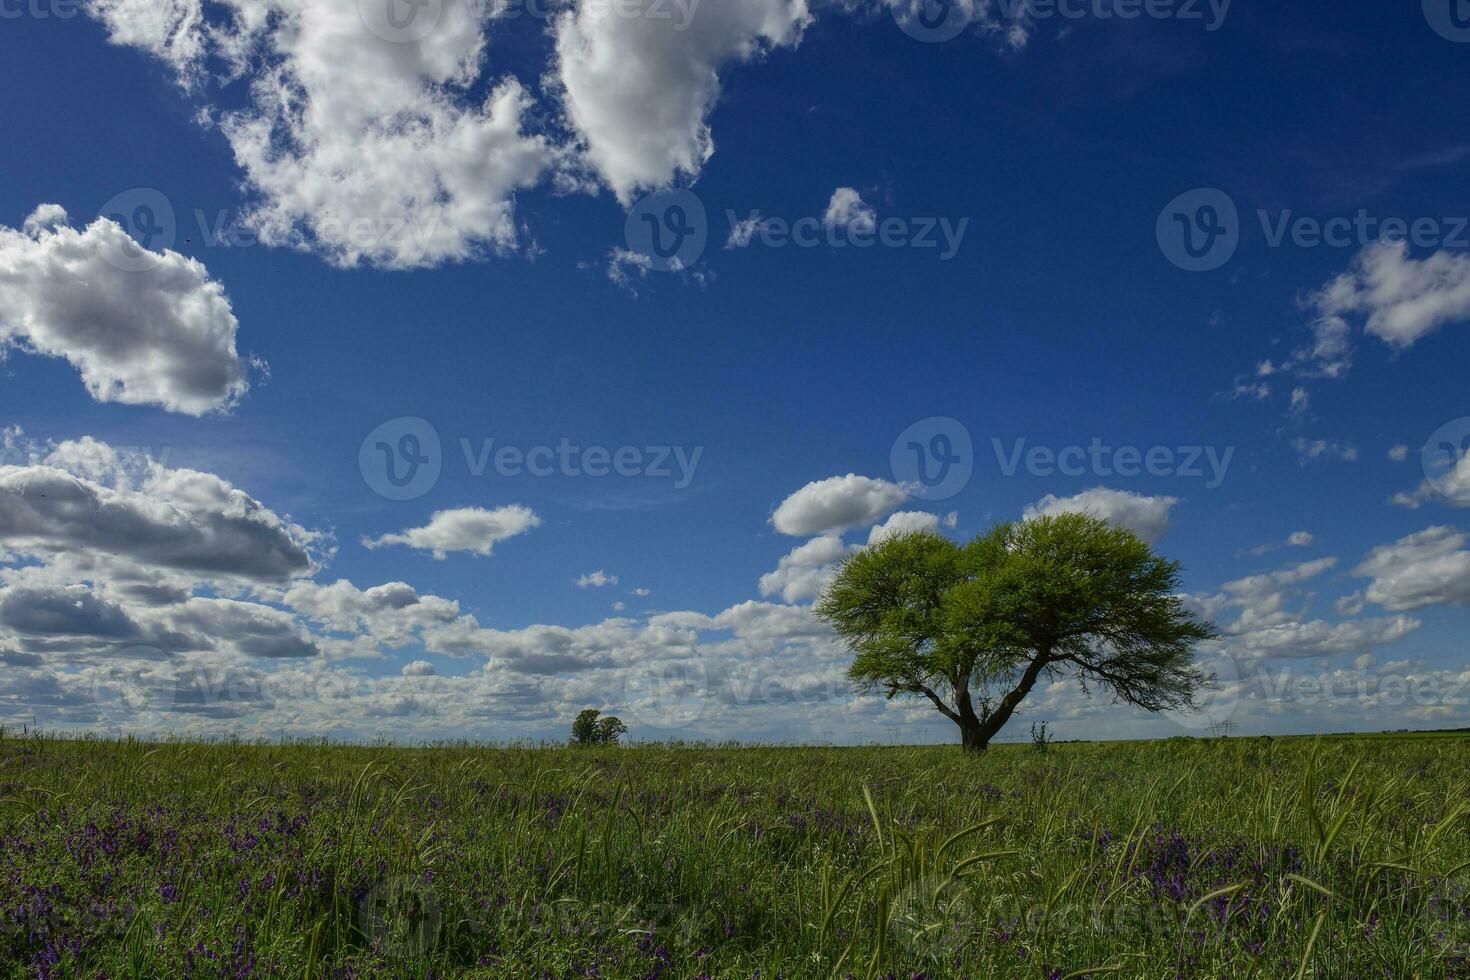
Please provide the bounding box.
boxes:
[0,732,1466,977]
[817,513,1217,750]
[572,709,627,747]
[596,716,627,746]
[571,708,602,746]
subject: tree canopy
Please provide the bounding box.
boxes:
[571,709,627,747]
[815,513,1217,752]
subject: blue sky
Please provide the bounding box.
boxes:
[1,0,1469,743]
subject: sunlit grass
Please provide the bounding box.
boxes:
[1,731,1466,977]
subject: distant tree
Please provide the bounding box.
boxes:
[816,513,1216,753]
[596,716,628,745]
[571,709,628,746]
[571,708,602,746]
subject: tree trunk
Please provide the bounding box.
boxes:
[956,685,987,753]
[958,716,987,753]
[959,652,1050,753]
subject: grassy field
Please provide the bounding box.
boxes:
[1,732,1467,978]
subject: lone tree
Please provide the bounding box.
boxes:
[816,513,1216,753]
[571,709,627,746]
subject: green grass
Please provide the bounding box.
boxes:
[1,731,1467,978]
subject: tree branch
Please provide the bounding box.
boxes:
[914,684,961,724]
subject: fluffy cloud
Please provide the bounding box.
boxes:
[1258,240,1470,389]
[1391,446,1470,510]
[1186,554,1422,663]
[759,535,854,603]
[553,0,811,202]
[1215,558,1338,633]
[1224,616,1421,660]
[1312,239,1470,349]
[1022,487,1178,543]
[0,206,251,414]
[0,585,144,641]
[771,474,908,537]
[0,439,316,583]
[279,579,467,650]
[1354,526,1470,611]
[823,187,876,234]
[363,506,540,559]
[866,509,955,545]
[167,597,320,659]
[577,570,619,588]
[1223,558,1339,602]
[759,511,956,603]
[87,0,556,269]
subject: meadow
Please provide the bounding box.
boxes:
[1,731,1467,978]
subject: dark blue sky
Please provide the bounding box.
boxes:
[2,0,1469,742]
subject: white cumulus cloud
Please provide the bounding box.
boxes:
[1022,487,1178,543]
[577,570,620,589]
[823,187,876,235]
[553,0,811,203]
[363,506,540,559]
[771,474,908,537]
[86,0,557,269]
[0,205,251,414]
[1354,526,1470,612]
